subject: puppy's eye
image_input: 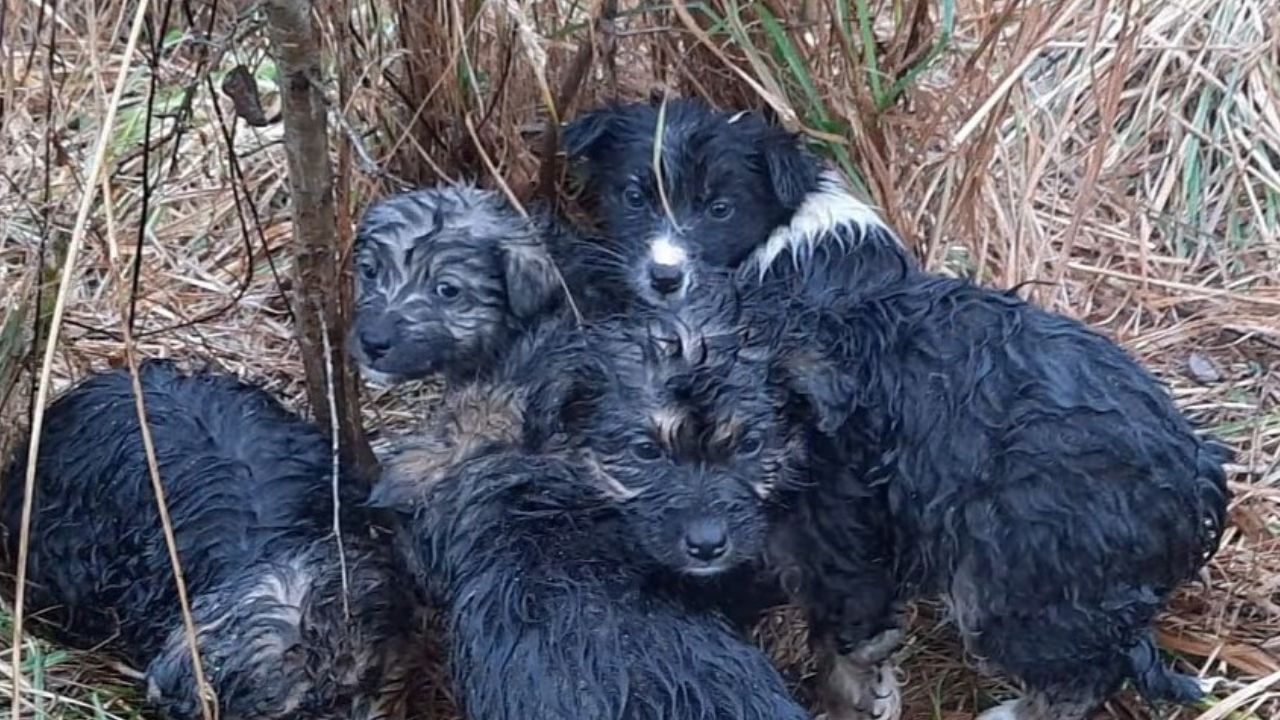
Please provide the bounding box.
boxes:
[624,187,645,210]
[738,435,763,457]
[435,281,460,300]
[358,257,378,280]
[630,440,662,461]
[708,200,734,220]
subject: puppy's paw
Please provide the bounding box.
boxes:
[819,657,901,720]
[841,626,904,666]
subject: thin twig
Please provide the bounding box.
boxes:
[317,297,351,620]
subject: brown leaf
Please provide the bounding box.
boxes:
[220,65,277,127]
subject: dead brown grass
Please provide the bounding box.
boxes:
[0,0,1276,718]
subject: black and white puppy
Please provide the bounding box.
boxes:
[0,361,423,720]
[349,183,625,386]
[562,97,914,308]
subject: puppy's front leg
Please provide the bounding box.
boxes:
[811,582,904,720]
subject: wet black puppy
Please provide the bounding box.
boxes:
[349,183,624,385]
[371,295,812,720]
[563,97,914,308]
[387,448,811,720]
[753,275,1232,720]
[560,282,901,713]
[1,361,423,720]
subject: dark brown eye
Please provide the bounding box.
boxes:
[708,200,734,220]
[631,440,662,461]
[435,281,460,300]
[624,187,645,210]
[738,435,763,457]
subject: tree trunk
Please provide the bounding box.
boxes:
[263,0,378,486]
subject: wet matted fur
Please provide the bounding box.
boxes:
[349,183,624,385]
[367,289,814,718]
[388,446,811,720]
[0,361,425,720]
[562,97,915,309]
[747,274,1232,720]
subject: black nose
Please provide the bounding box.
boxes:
[360,325,395,361]
[648,263,685,295]
[683,519,728,561]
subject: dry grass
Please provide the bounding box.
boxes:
[1,0,1277,718]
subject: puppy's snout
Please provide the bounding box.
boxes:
[359,322,397,361]
[683,518,729,561]
[648,263,686,296]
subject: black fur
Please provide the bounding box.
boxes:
[371,281,813,718]
[751,274,1231,717]
[395,445,809,720]
[1,361,422,720]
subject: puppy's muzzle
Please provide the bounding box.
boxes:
[646,236,691,298]
[648,263,685,296]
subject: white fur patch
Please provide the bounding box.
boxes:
[360,367,403,388]
[975,700,1023,720]
[650,236,689,267]
[745,171,899,279]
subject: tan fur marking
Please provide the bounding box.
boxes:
[381,380,526,505]
[710,417,741,448]
[650,407,688,450]
[583,452,641,500]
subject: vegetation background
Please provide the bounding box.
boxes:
[0,0,1276,718]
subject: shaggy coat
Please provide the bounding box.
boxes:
[371,298,812,719]
[350,183,624,385]
[562,97,914,308]
[754,275,1231,720]
[389,448,810,720]
[0,361,422,720]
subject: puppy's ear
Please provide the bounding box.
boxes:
[501,240,561,320]
[563,109,616,162]
[776,349,854,434]
[763,135,820,210]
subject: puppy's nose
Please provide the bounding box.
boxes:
[360,326,395,361]
[648,263,685,296]
[683,519,728,561]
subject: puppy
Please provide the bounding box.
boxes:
[559,282,900,717]
[562,97,914,308]
[752,275,1231,720]
[349,183,624,385]
[370,292,813,719]
[1,361,423,720]
[387,446,811,720]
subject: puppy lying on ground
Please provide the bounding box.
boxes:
[349,183,625,386]
[371,297,811,720]
[562,97,914,308]
[677,274,1229,720]
[1,361,423,720]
